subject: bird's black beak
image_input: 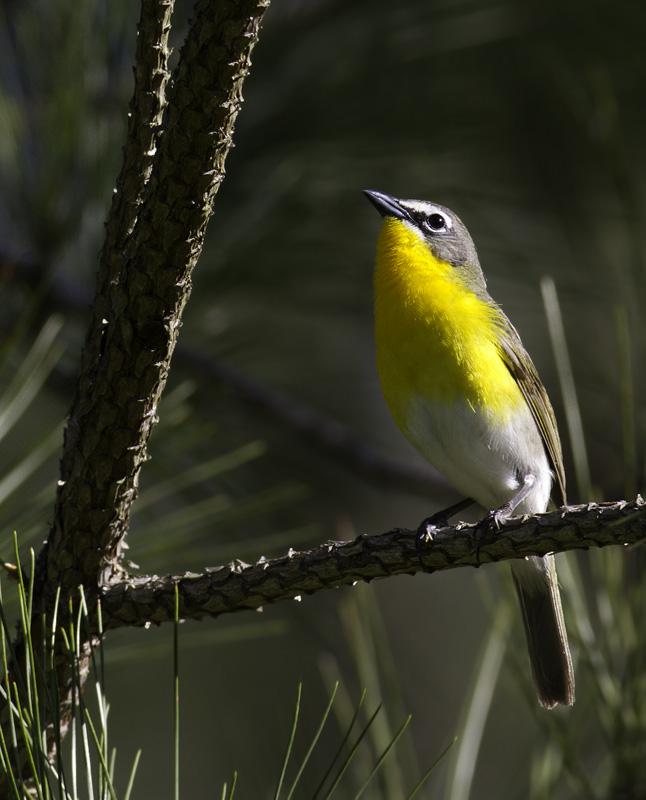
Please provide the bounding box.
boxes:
[363,189,408,222]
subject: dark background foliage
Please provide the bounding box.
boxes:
[1,0,645,796]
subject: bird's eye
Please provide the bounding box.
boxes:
[427,213,446,231]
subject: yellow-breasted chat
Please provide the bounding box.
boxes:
[365,189,574,709]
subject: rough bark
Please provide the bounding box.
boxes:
[45,0,271,599]
[97,497,646,628]
[0,0,270,793]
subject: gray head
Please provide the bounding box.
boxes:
[364,189,487,295]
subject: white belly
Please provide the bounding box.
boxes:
[402,395,552,514]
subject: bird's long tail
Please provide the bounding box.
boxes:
[510,554,574,708]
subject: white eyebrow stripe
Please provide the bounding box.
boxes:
[400,200,454,228]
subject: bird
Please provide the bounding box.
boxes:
[364,188,574,708]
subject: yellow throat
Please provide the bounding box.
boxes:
[374,217,523,431]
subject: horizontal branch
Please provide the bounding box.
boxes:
[101,497,646,629]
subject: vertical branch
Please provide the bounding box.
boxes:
[37,0,176,597]
[120,0,175,242]
[0,1,271,791]
[44,0,271,597]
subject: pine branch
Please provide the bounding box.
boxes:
[43,0,270,599]
[0,1,270,792]
[100,498,646,628]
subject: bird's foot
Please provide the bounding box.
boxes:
[475,502,513,562]
[416,498,475,571]
[415,516,442,572]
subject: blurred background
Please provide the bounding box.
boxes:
[1,0,645,797]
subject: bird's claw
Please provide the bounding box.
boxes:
[415,512,450,571]
[475,504,512,562]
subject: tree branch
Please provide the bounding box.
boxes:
[100,498,646,628]
[43,0,270,600]
[0,1,271,791]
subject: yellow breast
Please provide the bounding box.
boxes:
[374,218,523,432]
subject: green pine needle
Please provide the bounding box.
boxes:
[351,713,411,800]
[82,707,119,800]
[0,537,141,799]
[221,771,238,800]
[406,737,457,800]
[123,750,142,800]
[312,688,366,799]
[322,702,382,799]
[274,682,302,800]
[285,682,339,800]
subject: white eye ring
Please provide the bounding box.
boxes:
[427,213,447,231]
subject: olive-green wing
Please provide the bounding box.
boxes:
[496,316,567,507]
